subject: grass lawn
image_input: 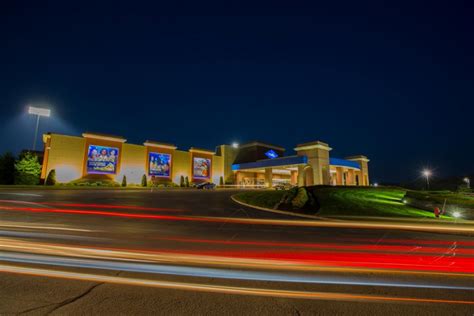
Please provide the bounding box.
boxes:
[404,190,474,208]
[233,190,287,209]
[310,187,439,218]
[234,187,448,219]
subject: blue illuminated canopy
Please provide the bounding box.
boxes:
[232,155,307,171]
[329,158,360,169]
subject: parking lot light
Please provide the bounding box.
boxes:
[28,105,51,151]
[422,169,432,190]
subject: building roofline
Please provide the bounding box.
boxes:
[189,147,215,155]
[239,141,285,151]
[294,140,332,152]
[82,132,127,143]
[144,140,177,150]
[345,155,370,162]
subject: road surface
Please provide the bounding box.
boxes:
[0,189,473,315]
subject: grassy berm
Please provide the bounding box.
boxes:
[234,186,441,219]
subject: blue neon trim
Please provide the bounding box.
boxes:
[329,158,360,169]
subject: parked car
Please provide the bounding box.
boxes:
[196,182,216,190]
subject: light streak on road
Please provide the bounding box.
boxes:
[1,237,473,275]
[0,193,42,197]
[39,202,185,212]
[0,264,473,305]
[0,201,184,213]
[0,222,94,232]
[159,237,474,255]
[2,252,474,291]
[0,230,105,241]
[0,203,472,234]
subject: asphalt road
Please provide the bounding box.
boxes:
[0,189,473,315]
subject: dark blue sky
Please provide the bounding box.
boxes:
[1,1,473,182]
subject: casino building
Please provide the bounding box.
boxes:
[40,132,370,187]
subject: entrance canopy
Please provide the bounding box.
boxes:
[328,158,361,170]
[232,155,307,171]
[232,155,360,171]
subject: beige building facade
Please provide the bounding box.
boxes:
[41,133,370,187]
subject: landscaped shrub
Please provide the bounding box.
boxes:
[121,175,127,187]
[45,169,56,186]
[291,187,309,209]
[69,178,120,187]
[185,176,189,187]
[165,181,179,187]
[219,176,224,186]
[141,174,147,187]
[281,187,298,204]
[274,187,319,213]
[14,152,41,185]
[180,175,185,187]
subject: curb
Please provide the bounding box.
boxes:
[231,194,323,220]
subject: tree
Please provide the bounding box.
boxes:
[0,152,16,184]
[141,174,147,187]
[219,176,224,186]
[45,169,56,186]
[14,152,41,185]
[185,176,189,187]
[121,175,127,187]
[180,175,185,187]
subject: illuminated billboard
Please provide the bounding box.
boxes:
[149,152,171,177]
[86,145,119,174]
[193,157,211,179]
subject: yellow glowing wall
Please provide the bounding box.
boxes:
[211,155,224,184]
[220,145,239,184]
[117,144,146,184]
[172,150,192,184]
[42,133,255,186]
[43,134,85,183]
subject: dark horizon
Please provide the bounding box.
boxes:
[1,1,473,183]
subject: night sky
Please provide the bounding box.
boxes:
[1,1,473,183]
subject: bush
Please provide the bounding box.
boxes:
[0,152,15,184]
[291,187,309,209]
[14,152,41,185]
[180,175,185,187]
[219,176,224,186]
[69,178,120,187]
[185,176,189,187]
[45,169,56,186]
[121,175,127,187]
[141,174,147,187]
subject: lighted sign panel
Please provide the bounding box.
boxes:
[193,157,211,179]
[149,152,171,177]
[86,145,119,174]
[265,149,279,159]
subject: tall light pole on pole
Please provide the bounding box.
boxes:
[422,169,432,190]
[28,106,51,151]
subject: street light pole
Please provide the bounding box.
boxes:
[422,169,431,190]
[28,106,51,151]
[32,114,40,151]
